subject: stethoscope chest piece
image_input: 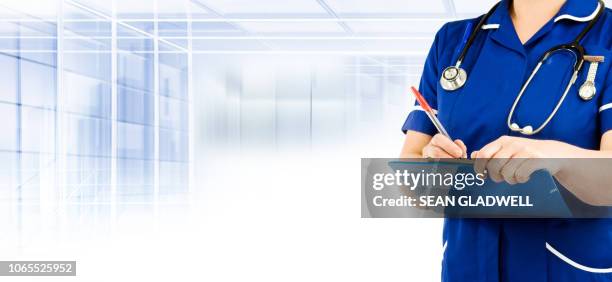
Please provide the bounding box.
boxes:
[433,0,605,135]
[440,66,467,91]
[579,81,596,101]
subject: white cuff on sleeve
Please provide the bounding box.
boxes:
[411,105,438,114]
[599,103,612,113]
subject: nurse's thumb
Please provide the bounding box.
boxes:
[470,151,478,158]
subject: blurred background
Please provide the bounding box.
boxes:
[3,0,609,281]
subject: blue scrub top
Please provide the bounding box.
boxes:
[402,0,612,281]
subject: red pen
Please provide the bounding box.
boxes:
[410,86,451,139]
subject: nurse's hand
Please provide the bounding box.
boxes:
[422,134,467,159]
[471,136,571,184]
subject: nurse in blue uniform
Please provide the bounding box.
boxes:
[399,0,612,281]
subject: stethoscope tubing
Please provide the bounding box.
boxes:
[442,0,605,135]
[454,2,501,69]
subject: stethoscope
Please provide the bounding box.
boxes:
[439,0,604,135]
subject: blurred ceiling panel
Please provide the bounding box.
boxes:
[0,0,57,17]
[198,0,328,14]
[346,20,445,34]
[324,0,446,14]
[192,39,270,50]
[454,0,497,14]
[360,39,432,53]
[191,22,242,31]
[157,0,207,18]
[237,22,345,33]
[116,0,154,18]
[264,39,370,51]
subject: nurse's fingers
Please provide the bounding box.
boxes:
[429,134,464,158]
[486,159,510,183]
[472,136,506,175]
[422,144,455,158]
[454,139,468,158]
[500,153,530,185]
[472,153,487,176]
[486,143,520,183]
[475,136,507,158]
[515,159,562,184]
[514,159,542,184]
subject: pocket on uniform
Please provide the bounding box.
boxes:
[546,242,612,282]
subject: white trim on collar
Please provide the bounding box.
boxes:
[481,24,500,30]
[554,2,602,23]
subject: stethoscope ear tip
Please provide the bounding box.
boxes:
[509,123,534,135]
[521,126,534,135]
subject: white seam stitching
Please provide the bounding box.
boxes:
[554,2,601,22]
[546,242,612,273]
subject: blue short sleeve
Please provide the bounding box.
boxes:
[401,24,447,135]
[401,110,437,135]
[600,69,612,134]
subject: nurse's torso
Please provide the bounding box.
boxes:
[434,1,612,281]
